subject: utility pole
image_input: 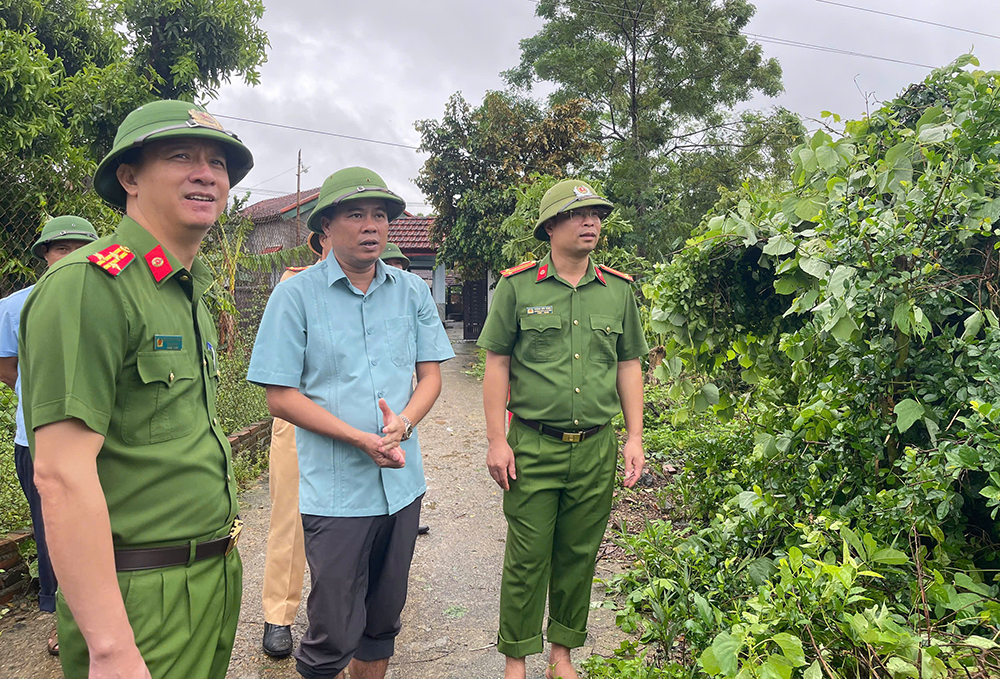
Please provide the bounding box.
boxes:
[295,149,303,243]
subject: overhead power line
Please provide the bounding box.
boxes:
[215,114,422,151]
[814,0,1000,41]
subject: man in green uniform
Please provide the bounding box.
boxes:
[477,180,648,679]
[19,99,253,679]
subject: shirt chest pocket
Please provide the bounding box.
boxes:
[590,314,623,365]
[519,314,563,363]
[122,350,198,445]
[384,316,415,367]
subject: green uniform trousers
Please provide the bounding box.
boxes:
[57,548,242,679]
[498,417,617,658]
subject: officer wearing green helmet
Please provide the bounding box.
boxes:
[248,166,453,679]
[19,99,253,679]
[0,215,97,657]
[477,179,648,679]
[379,242,410,270]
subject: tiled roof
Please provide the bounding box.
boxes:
[389,215,436,252]
[243,188,320,221]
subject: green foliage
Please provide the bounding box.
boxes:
[592,56,1000,679]
[415,91,604,277]
[0,422,29,535]
[506,0,799,256]
[462,348,487,381]
[582,641,685,678]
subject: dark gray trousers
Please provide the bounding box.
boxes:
[295,495,422,678]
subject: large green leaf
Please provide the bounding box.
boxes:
[763,234,796,256]
[760,654,794,679]
[893,399,924,434]
[829,314,858,343]
[798,256,829,279]
[710,631,740,677]
[771,633,806,666]
[815,145,839,171]
[794,196,825,221]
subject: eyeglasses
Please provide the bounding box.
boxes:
[564,208,606,221]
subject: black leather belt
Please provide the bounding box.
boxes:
[114,519,243,572]
[517,418,606,443]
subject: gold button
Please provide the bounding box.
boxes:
[203,358,207,366]
[168,372,175,382]
[573,319,579,325]
[213,417,218,426]
[606,326,611,332]
[574,419,579,425]
[226,474,231,482]
[575,387,580,393]
[180,275,189,282]
[574,353,580,359]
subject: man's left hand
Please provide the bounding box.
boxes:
[378,398,405,452]
[622,437,644,488]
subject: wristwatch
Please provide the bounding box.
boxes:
[400,414,413,441]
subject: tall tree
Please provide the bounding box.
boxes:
[505,0,788,255]
[415,91,603,277]
[0,0,269,293]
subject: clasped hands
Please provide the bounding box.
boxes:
[357,398,407,468]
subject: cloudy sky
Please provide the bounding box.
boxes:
[213,0,1000,213]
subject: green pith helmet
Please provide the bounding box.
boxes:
[94,99,254,209]
[306,167,406,233]
[380,242,410,269]
[534,179,613,241]
[32,215,99,260]
[308,231,324,257]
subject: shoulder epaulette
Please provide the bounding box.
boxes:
[87,244,134,277]
[501,261,537,278]
[598,264,633,282]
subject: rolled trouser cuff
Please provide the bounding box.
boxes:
[497,630,543,658]
[546,618,587,649]
[355,633,396,662]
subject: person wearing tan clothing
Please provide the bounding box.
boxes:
[262,231,327,658]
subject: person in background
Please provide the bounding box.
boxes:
[261,230,329,658]
[248,166,453,679]
[0,215,98,656]
[477,180,648,679]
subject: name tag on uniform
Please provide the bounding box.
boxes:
[526,306,553,315]
[154,335,183,351]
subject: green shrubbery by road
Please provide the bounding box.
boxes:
[591,56,1000,678]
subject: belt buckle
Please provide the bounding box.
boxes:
[562,431,583,443]
[226,518,244,555]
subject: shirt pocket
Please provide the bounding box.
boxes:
[122,350,198,445]
[519,314,563,363]
[590,314,623,365]
[384,316,415,367]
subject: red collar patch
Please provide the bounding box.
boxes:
[594,266,607,285]
[87,245,134,277]
[145,245,174,283]
[535,264,549,282]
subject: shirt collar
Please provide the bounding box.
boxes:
[115,216,208,291]
[325,255,397,291]
[533,253,603,286]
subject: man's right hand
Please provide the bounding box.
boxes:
[90,644,152,679]
[486,439,517,491]
[357,432,405,468]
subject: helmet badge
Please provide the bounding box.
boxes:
[188,109,224,131]
[573,185,594,197]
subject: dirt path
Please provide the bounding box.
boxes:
[0,328,626,678]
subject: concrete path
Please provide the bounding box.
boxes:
[0,328,625,678]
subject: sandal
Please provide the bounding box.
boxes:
[47,627,59,656]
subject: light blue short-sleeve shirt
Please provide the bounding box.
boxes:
[247,258,454,517]
[0,286,33,447]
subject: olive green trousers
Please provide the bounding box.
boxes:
[498,418,617,658]
[58,548,242,679]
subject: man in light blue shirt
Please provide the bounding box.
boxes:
[0,215,97,654]
[248,167,453,679]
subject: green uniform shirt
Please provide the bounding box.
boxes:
[477,253,649,430]
[20,216,238,549]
